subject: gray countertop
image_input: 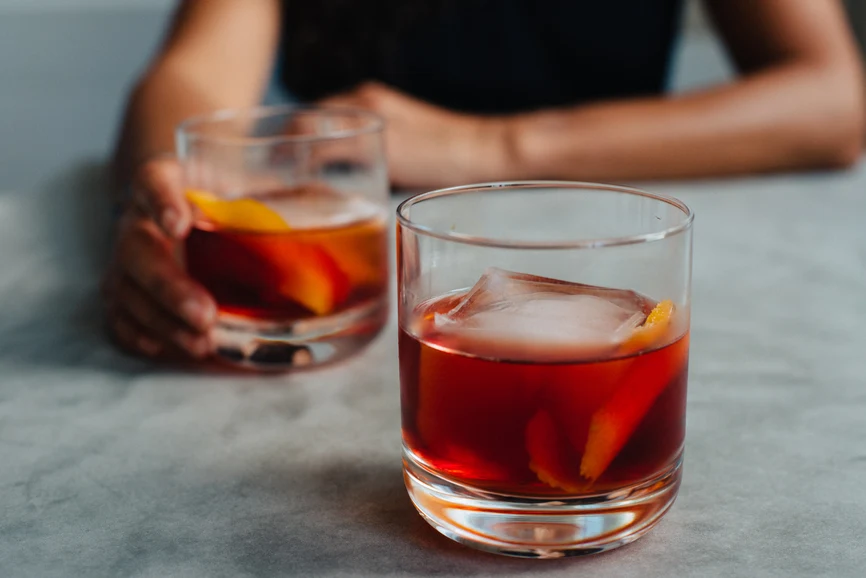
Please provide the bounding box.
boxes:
[1,161,866,577]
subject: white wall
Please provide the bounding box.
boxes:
[0,0,174,10]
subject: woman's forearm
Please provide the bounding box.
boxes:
[111,0,280,191]
[111,63,223,191]
[504,63,864,181]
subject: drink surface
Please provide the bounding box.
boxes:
[400,269,689,497]
[184,187,388,321]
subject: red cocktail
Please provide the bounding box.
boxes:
[400,273,688,497]
[186,187,387,323]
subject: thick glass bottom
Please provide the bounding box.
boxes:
[404,446,682,558]
[210,297,387,371]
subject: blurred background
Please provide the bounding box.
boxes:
[0,0,863,193]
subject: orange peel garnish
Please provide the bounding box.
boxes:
[186,189,289,232]
[579,301,687,483]
[523,299,684,488]
[621,300,674,354]
[245,239,350,315]
[316,218,387,287]
[526,410,585,493]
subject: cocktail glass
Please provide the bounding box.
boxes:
[397,182,693,557]
[176,106,388,370]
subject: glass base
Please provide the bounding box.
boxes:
[210,298,387,371]
[403,447,682,558]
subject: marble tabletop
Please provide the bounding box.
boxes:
[1,160,865,577]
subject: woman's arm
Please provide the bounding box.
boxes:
[111,0,281,188]
[103,0,279,360]
[326,0,864,187]
[506,0,864,181]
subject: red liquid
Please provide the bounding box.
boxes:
[400,294,689,497]
[185,215,387,321]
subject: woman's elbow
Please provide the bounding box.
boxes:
[824,108,864,169]
[810,75,865,169]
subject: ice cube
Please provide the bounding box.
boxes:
[435,268,647,361]
[263,183,384,229]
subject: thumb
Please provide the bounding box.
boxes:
[132,155,191,240]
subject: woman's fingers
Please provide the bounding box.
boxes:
[105,154,219,361]
[115,218,217,333]
[132,155,192,240]
[110,273,212,359]
[106,307,164,358]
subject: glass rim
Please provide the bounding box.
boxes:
[175,104,385,147]
[396,181,694,250]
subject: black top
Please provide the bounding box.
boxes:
[279,0,685,114]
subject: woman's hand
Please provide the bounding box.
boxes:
[102,156,217,359]
[320,82,512,189]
